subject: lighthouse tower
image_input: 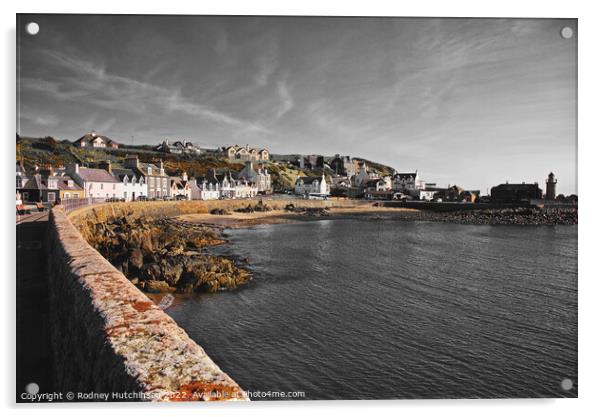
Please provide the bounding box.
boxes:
[545,172,557,200]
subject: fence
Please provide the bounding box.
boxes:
[60,197,108,214]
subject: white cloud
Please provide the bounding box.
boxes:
[25,47,270,134]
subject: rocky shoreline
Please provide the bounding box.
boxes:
[393,207,578,225]
[83,204,576,295]
[85,215,251,294]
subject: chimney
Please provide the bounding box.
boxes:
[125,154,139,169]
[182,171,188,181]
[159,159,165,175]
[100,160,112,174]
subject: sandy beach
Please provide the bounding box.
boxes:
[177,206,419,228]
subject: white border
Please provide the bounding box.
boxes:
[3,1,600,416]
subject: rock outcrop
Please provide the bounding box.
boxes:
[82,215,250,293]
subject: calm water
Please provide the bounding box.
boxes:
[166,220,577,399]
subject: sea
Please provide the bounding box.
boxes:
[165,219,578,399]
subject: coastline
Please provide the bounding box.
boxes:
[176,205,578,228]
[80,202,577,297]
[177,206,420,229]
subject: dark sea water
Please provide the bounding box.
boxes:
[165,219,578,400]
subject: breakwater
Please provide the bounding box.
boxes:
[47,206,248,401]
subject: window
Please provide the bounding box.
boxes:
[48,192,56,202]
[100,183,104,190]
[113,184,116,190]
[23,192,29,201]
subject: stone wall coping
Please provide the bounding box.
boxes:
[49,206,248,401]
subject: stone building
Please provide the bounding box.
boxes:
[491,182,542,203]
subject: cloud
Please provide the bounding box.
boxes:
[253,35,279,86]
[214,27,229,54]
[275,77,294,119]
[24,47,270,133]
[20,111,60,127]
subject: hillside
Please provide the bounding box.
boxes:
[16,136,243,177]
[16,136,396,189]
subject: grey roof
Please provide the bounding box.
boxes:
[77,167,119,183]
[112,168,138,181]
[56,175,83,191]
[298,176,322,184]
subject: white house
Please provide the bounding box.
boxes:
[352,161,380,187]
[195,178,221,200]
[237,161,272,194]
[295,174,330,197]
[73,131,119,149]
[67,163,123,199]
[234,180,258,198]
[112,168,147,201]
[392,172,423,192]
[170,172,192,200]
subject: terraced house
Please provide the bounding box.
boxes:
[124,155,169,199]
[223,144,269,161]
[112,167,147,201]
[66,163,122,199]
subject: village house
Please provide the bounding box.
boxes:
[295,173,330,198]
[223,145,269,161]
[364,177,393,200]
[234,180,259,199]
[193,175,221,200]
[112,168,147,201]
[392,171,425,192]
[206,168,258,199]
[329,155,355,177]
[124,155,169,199]
[66,163,122,199]
[156,140,201,155]
[73,131,119,149]
[237,161,272,194]
[352,161,381,187]
[17,173,60,203]
[57,175,85,200]
[209,169,236,199]
[170,172,192,200]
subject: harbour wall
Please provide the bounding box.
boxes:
[47,205,248,401]
[47,198,362,401]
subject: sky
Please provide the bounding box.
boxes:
[17,15,577,194]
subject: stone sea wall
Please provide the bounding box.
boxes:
[47,206,248,401]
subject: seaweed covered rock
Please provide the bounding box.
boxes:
[82,215,250,293]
